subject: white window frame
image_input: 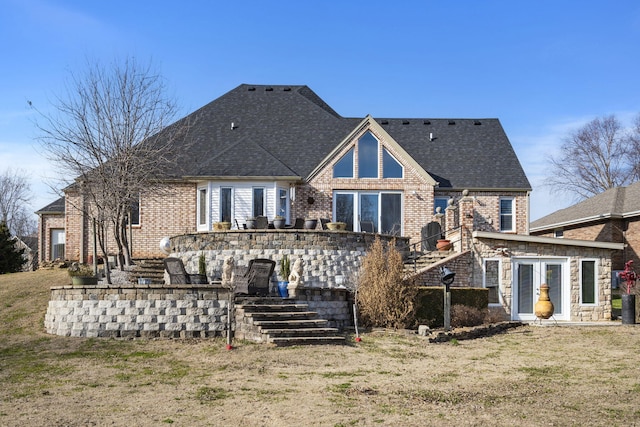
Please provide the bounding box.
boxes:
[499,197,515,232]
[197,185,209,231]
[579,258,599,306]
[483,258,502,306]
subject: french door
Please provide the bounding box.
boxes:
[334,191,402,234]
[512,258,569,321]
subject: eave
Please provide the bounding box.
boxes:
[473,230,625,250]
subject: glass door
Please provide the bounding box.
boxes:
[512,258,568,321]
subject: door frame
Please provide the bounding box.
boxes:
[511,257,570,321]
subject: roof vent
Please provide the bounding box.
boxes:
[474,120,482,125]
[381,120,389,125]
[265,87,273,91]
[402,120,410,125]
[283,87,291,91]
[248,87,256,91]
[448,120,456,125]
[423,120,431,125]
[429,133,435,142]
[231,122,238,130]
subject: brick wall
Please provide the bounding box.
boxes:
[38,213,64,262]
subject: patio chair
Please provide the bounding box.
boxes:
[233,258,276,296]
[164,257,201,285]
[320,218,330,230]
[255,215,268,229]
[360,220,375,233]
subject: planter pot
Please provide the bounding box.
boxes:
[436,239,452,251]
[273,218,286,229]
[277,281,289,298]
[304,219,318,230]
[534,283,555,319]
[245,219,256,229]
[621,294,636,325]
[327,222,347,231]
[71,276,98,287]
[213,222,231,231]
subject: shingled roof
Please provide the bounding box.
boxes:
[530,181,640,231]
[35,197,65,215]
[152,84,531,190]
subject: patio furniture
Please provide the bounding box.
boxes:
[320,218,330,230]
[164,257,206,285]
[255,215,268,229]
[286,218,305,229]
[233,258,276,296]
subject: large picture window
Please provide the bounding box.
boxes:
[332,131,403,179]
[333,191,402,234]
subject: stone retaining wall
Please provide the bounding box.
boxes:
[45,284,352,338]
[45,284,232,338]
[168,230,409,289]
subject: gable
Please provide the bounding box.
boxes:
[308,115,437,185]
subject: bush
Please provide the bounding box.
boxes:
[357,237,417,329]
[450,304,485,328]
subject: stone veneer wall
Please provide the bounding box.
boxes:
[45,285,232,338]
[168,230,409,289]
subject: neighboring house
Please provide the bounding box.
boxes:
[36,84,624,322]
[13,235,38,271]
[37,84,531,262]
[36,197,65,263]
[530,181,640,277]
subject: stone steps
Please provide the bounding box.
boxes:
[128,258,166,284]
[404,250,452,274]
[234,298,345,346]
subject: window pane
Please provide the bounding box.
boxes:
[358,132,378,178]
[581,260,596,304]
[278,189,287,218]
[381,193,401,235]
[198,189,207,226]
[253,188,264,217]
[485,260,500,304]
[500,199,513,231]
[129,197,140,225]
[220,188,232,223]
[382,149,402,178]
[546,264,562,315]
[360,194,378,232]
[335,193,354,231]
[518,264,533,314]
[434,197,448,214]
[333,148,354,178]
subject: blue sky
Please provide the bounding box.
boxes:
[1,0,640,222]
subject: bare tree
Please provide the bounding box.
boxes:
[628,113,640,182]
[0,169,35,237]
[546,115,637,200]
[34,57,186,281]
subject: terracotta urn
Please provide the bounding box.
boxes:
[436,239,452,251]
[534,283,555,319]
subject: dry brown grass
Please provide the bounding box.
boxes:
[1,269,640,426]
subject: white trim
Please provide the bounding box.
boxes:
[579,258,599,306]
[197,184,210,231]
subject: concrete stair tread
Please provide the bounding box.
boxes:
[235,304,310,311]
[253,319,328,327]
[244,311,318,319]
[261,327,339,334]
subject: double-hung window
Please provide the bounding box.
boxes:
[499,198,514,232]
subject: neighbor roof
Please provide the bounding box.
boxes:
[35,197,65,215]
[151,84,531,190]
[530,181,640,231]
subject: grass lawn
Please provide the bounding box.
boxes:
[1,269,639,426]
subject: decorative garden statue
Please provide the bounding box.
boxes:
[222,256,235,287]
[287,257,304,296]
